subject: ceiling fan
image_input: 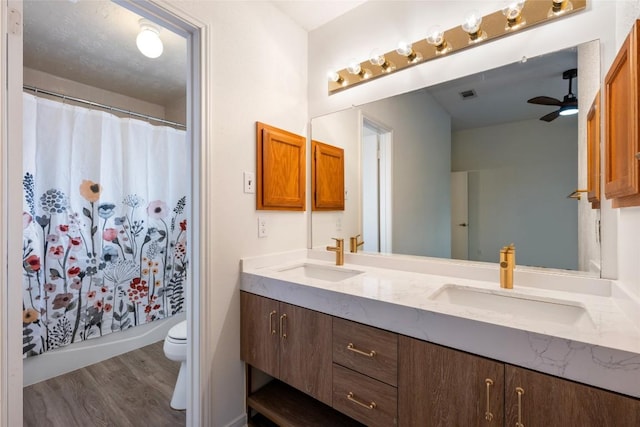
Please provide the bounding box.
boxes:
[527,68,578,122]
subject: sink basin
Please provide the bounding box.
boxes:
[275,263,364,282]
[429,284,594,328]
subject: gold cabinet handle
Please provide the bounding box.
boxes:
[484,378,494,422]
[279,314,287,339]
[515,387,525,427]
[347,392,376,410]
[347,343,376,358]
[269,310,277,335]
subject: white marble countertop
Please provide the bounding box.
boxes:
[241,249,640,398]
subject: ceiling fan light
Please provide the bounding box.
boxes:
[559,106,579,116]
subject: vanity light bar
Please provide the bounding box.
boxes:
[328,0,586,94]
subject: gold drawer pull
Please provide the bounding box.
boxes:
[515,387,525,427]
[347,343,376,358]
[269,310,277,335]
[279,314,287,339]
[484,378,494,422]
[347,392,376,410]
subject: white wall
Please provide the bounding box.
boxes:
[361,91,451,257]
[163,2,309,425]
[453,118,578,270]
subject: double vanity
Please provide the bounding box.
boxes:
[241,249,640,426]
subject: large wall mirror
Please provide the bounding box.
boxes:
[311,40,601,275]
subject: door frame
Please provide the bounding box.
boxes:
[1,1,210,425]
[359,113,393,253]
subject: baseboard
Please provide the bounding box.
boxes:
[225,413,247,427]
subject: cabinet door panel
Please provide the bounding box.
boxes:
[240,292,280,379]
[398,336,504,427]
[505,365,640,427]
[279,302,333,406]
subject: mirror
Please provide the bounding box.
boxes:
[311,40,601,274]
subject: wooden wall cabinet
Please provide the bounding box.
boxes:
[587,91,601,209]
[256,122,306,210]
[604,20,640,207]
[312,140,345,211]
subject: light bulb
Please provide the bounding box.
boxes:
[136,19,163,59]
[502,1,526,24]
[461,10,483,35]
[426,25,450,54]
[347,60,362,75]
[327,69,344,84]
[369,49,396,72]
[396,41,422,63]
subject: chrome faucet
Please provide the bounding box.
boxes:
[350,234,365,253]
[500,244,515,289]
[327,238,344,266]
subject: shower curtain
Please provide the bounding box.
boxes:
[21,93,188,357]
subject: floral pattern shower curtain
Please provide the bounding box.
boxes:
[21,93,188,357]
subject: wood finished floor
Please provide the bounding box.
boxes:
[23,340,186,427]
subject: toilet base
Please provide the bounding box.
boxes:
[171,361,187,410]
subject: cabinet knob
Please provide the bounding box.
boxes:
[635,152,640,160]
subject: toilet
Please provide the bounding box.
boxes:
[163,320,187,410]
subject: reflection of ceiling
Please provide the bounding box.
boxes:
[23,1,187,106]
[427,47,578,131]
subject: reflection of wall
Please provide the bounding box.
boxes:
[453,118,578,270]
[362,91,451,257]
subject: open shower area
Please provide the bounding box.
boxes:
[20,1,190,424]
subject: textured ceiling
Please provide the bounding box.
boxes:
[23,0,187,106]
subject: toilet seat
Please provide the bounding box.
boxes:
[167,320,187,341]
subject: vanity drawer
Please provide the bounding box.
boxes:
[333,364,398,427]
[333,317,398,386]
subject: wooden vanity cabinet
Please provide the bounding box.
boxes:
[604,20,640,207]
[240,292,332,405]
[398,336,504,427]
[332,318,399,426]
[505,365,640,427]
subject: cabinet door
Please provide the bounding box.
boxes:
[505,365,640,427]
[604,22,640,206]
[587,91,601,208]
[312,140,345,211]
[398,336,504,427]
[279,302,333,406]
[240,292,280,379]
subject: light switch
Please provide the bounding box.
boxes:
[244,171,255,194]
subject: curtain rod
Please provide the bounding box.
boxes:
[23,85,186,129]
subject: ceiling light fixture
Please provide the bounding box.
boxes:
[396,41,423,63]
[136,19,163,59]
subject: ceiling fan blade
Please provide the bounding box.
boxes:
[540,110,560,122]
[528,96,563,106]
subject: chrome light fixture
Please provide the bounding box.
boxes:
[136,19,163,59]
